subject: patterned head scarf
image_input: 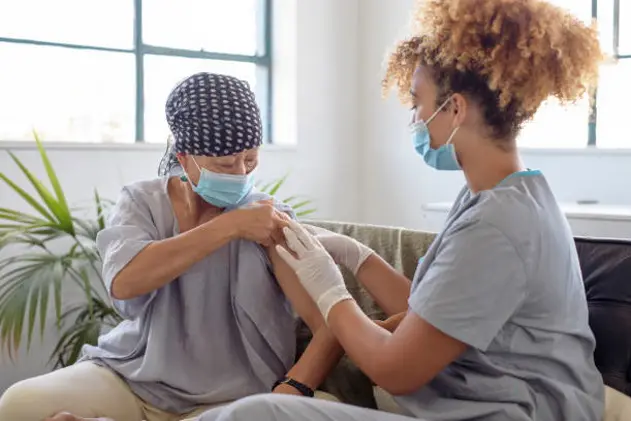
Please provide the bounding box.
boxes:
[158,72,263,176]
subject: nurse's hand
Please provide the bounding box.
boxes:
[276,221,353,320]
[303,225,374,275]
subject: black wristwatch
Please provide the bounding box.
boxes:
[272,377,315,397]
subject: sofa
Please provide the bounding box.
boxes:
[302,221,631,420]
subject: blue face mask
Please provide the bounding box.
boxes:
[410,96,461,171]
[187,159,254,208]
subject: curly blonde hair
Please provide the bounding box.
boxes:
[383,0,602,140]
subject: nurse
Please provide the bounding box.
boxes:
[198,0,605,420]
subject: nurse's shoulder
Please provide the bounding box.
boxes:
[457,176,544,248]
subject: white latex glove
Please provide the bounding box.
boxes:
[276,220,353,320]
[302,225,374,275]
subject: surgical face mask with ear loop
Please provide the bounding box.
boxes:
[410,96,461,171]
[186,158,254,208]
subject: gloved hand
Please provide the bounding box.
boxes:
[302,225,374,275]
[276,220,353,320]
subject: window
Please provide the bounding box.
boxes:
[516,0,629,148]
[0,0,271,144]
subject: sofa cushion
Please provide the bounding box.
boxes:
[575,238,631,397]
[604,386,631,421]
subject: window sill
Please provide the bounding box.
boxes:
[520,146,631,156]
[423,202,631,222]
[0,141,168,151]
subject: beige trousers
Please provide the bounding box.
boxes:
[0,362,224,421]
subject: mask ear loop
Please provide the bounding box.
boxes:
[446,126,460,145]
[445,126,461,168]
[182,156,202,185]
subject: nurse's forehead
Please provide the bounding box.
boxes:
[411,66,434,96]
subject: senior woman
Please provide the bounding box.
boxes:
[0,73,340,421]
[197,1,605,421]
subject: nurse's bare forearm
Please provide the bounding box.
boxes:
[355,254,411,316]
[110,213,239,300]
[274,312,405,395]
[278,327,344,391]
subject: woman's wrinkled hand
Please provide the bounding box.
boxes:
[229,200,290,247]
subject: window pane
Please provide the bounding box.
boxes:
[515,0,592,149]
[0,44,135,143]
[619,1,631,55]
[143,0,260,55]
[547,0,592,24]
[143,56,258,143]
[595,60,631,148]
[518,98,589,149]
[0,0,133,48]
[597,0,616,58]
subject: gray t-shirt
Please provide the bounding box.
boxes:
[396,170,604,421]
[81,177,297,414]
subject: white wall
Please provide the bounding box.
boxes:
[0,0,359,392]
[357,0,631,237]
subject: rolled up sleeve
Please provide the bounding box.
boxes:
[96,187,159,319]
[408,220,528,351]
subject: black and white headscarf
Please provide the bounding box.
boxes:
[158,72,263,176]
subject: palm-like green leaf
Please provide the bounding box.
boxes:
[258,175,317,217]
[73,217,101,242]
[49,315,101,368]
[0,172,56,223]
[0,208,50,226]
[295,208,317,218]
[0,253,66,358]
[0,132,75,236]
[8,152,66,222]
[34,131,73,235]
[94,189,106,231]
[267,174,288,196]
[0,138,115,366]
[50,298,121,368]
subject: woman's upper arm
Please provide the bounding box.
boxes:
[97,187,160,317]
[266,236,325,332]
[265,204,326,331]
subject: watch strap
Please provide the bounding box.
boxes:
[272,377,315,397]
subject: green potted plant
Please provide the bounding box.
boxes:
[0,133,120,367]
[0,133,315,367]
[258,174,316,218]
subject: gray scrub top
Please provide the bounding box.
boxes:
[81,177,297,414]
[396,170,604,421]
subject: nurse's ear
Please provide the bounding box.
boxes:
[450,93,468,128]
